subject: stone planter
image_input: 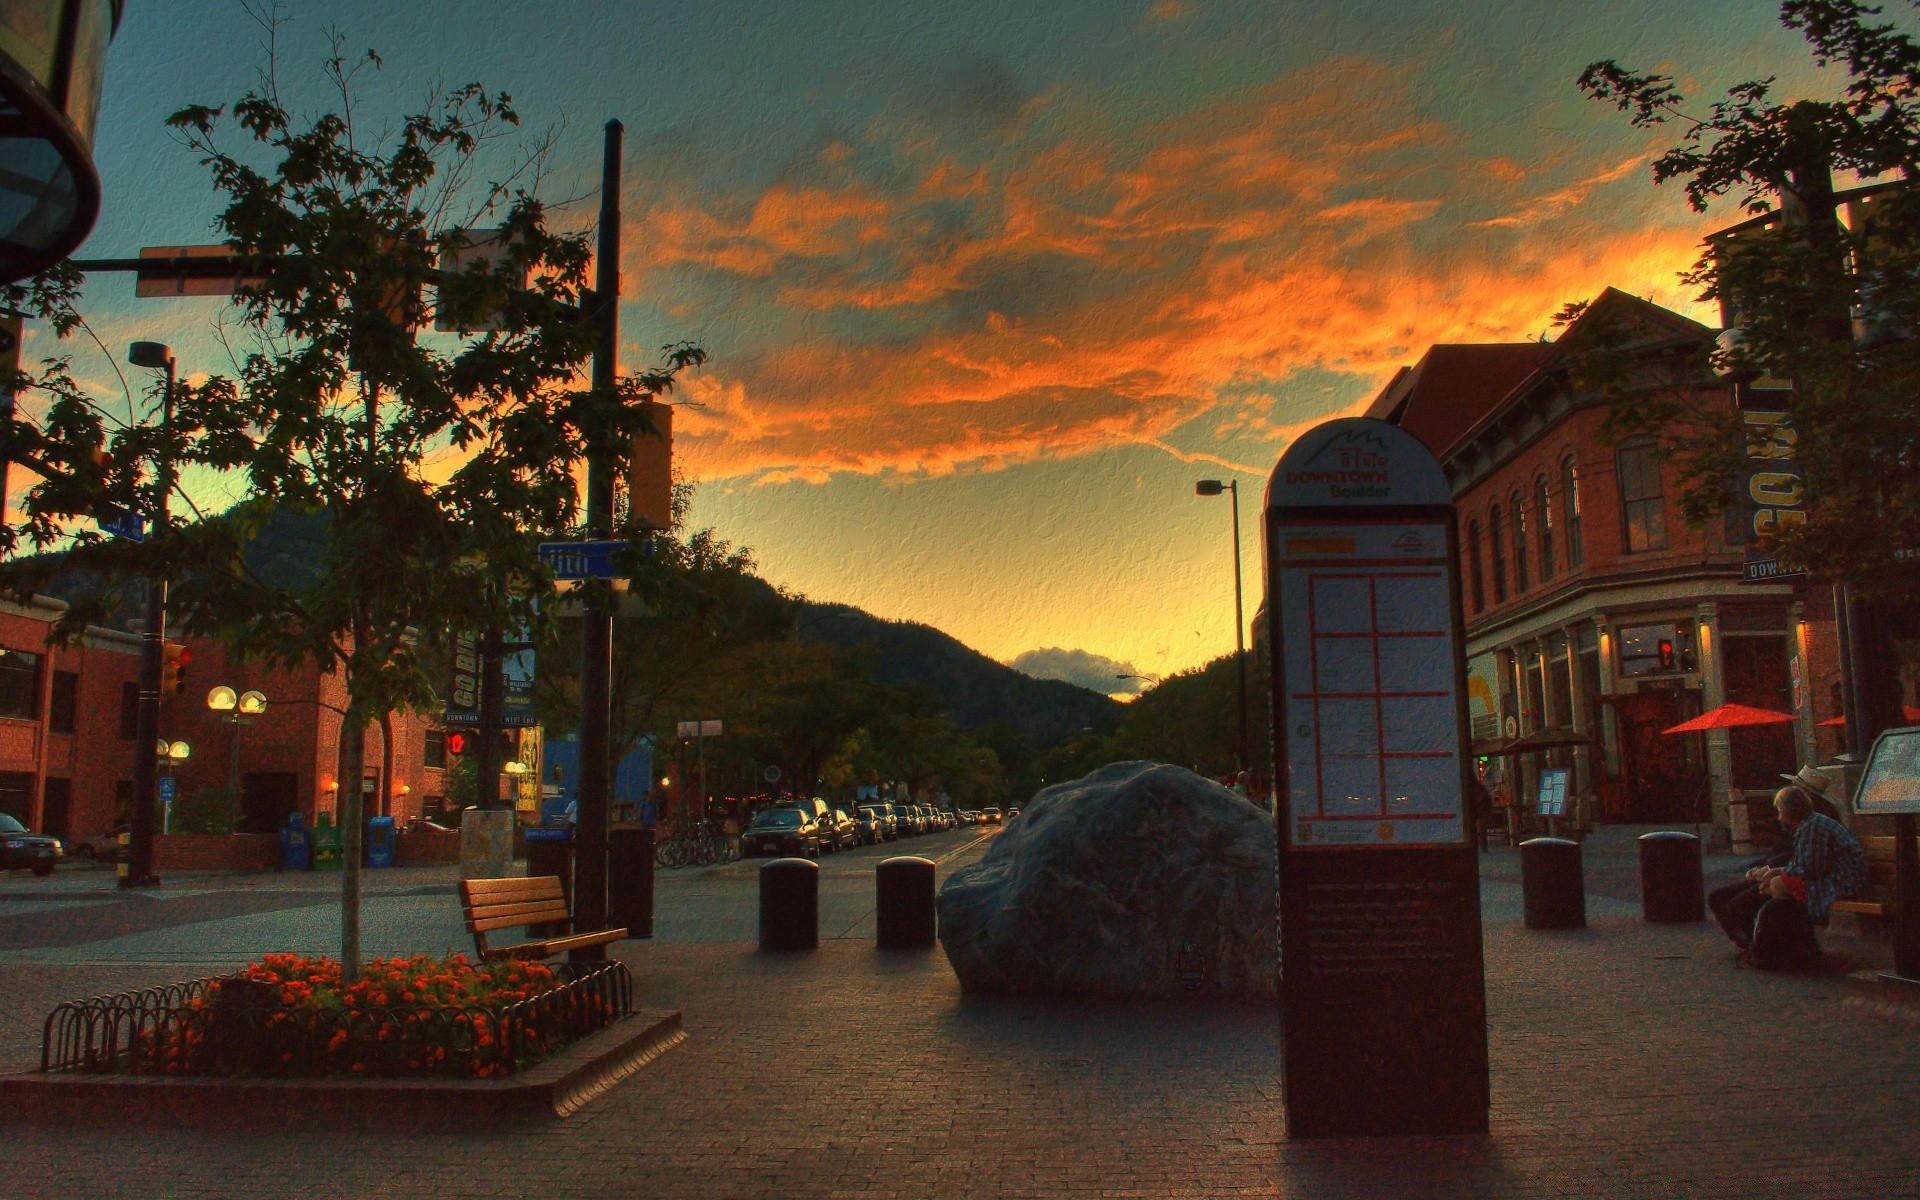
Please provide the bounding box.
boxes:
[153,833,280,872]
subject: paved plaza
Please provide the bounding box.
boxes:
[1,838,1917,1198]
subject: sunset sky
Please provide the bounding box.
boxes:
[68,1,1836,692]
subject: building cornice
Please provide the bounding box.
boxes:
[1465,566,1794,654]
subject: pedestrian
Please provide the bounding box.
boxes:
[1713,779,1870,970]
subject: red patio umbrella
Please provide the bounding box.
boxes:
[1661,703,1797,735]
[1815,705,1920,729]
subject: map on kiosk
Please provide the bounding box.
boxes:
[1856,726,1920,815]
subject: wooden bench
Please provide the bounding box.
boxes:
[1830,836,1897,919]
[458,875,626,961]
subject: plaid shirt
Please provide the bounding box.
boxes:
[1785,812,1871,921]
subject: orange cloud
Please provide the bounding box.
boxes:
[626,57,1712,486]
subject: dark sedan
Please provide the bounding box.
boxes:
[0,813,61,876]
[740,808,821,859]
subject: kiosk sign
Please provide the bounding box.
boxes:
[1266,417,1488,1138]
[1855,726,1920,814]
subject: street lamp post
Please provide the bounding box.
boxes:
[123,341,176,888]
[206,685,267,798]
[1196,479,1249,780]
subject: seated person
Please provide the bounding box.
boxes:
[1716,783,1870,970]
[1708,766,1843,945]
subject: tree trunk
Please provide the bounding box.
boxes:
[338,701,369,983]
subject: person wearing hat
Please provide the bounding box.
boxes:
[1712,776,1870,969]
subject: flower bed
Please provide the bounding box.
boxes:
[43,953,631,1080]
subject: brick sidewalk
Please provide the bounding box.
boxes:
[2,868,1917,1198]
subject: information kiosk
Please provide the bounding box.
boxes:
[1267,417,1489,1137]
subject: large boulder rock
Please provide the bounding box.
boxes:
[937,761,1276,999]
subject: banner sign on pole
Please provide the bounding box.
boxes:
[1267,416,1489,1138]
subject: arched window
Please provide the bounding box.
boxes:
[1489,505,1508,603]
[1562,455,1583,568]
[1616,440,1667,551]
[1466,519,1485,613]
[1535,474,1555,583]
[1511,489,1529,592]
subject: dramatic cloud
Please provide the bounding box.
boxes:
[1011,646,1148,695]
[628,55,1708,487]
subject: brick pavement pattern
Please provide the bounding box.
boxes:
[1,853,1917,1198]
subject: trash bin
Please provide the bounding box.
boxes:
[1520,836,1585,929]
[876,856,937,948]
[280,812,311,871]
[525,825,574,937]
[365,815,396,868]
[608,824,654,939]
[310,813,343,871]
[1639,830,1704,923]
[760,857,818,951]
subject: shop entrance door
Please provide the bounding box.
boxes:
[1605,689,1707,822]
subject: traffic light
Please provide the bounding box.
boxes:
[445,730,471,757]
[1657,638,1675,671]
[160,641,190,695]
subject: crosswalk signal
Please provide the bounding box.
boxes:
[445,730,470,757]
[160,641,190,694]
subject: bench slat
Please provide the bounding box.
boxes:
[1831,898,1893,916]
[480,929,626,961]
[461,877,564,901]
[470,906,571,934]
[467,897,570,923]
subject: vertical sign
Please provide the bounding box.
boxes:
[1267,417,1489,1138]
[1735,382,1806,583]
[444,631,482,725]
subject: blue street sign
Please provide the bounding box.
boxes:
[100,507,147,542]
[538,539,628,581]
[158,776,177,802]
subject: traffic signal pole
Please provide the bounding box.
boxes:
[124,351,175,888]
[571,119,621,951]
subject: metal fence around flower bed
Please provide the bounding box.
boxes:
[42,960,632,1079]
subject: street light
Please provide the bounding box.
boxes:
[1195,478,1249,779]
[123,340,178,889]
[207,685,267,796]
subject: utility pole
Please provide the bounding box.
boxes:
[1776,111,1915,976]
[123,342,175,889]
[572,119,621,948]
[475,626,503,811]
[1228,479,1248,781]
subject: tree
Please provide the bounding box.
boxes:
[1576,0,1920,602]
[0,39,701,980]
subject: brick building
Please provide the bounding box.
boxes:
[1371,289,1844,843]
[158,637,453,835]
[0,593,142,840]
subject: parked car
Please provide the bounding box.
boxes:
[908,806,929,835]
[982,807,1002,824]
[740,808,821,858]
[852,807,885,845]
[0,813,62,875]
[822,808,857,852]
[68,823,129,863]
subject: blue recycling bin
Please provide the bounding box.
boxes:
[280,812,311,871]
[365,815,397,869]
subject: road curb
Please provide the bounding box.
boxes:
[0,1007,685,1129]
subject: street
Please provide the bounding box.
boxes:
[1,841,1917,1198]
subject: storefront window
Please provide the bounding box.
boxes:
[1547,633,1574,726]
[1617,622,1697,678]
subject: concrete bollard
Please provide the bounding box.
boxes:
[1639,831,1705,923]
[1520,836,1586,929]
[875,856,937,949]
[759,857,819,950]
